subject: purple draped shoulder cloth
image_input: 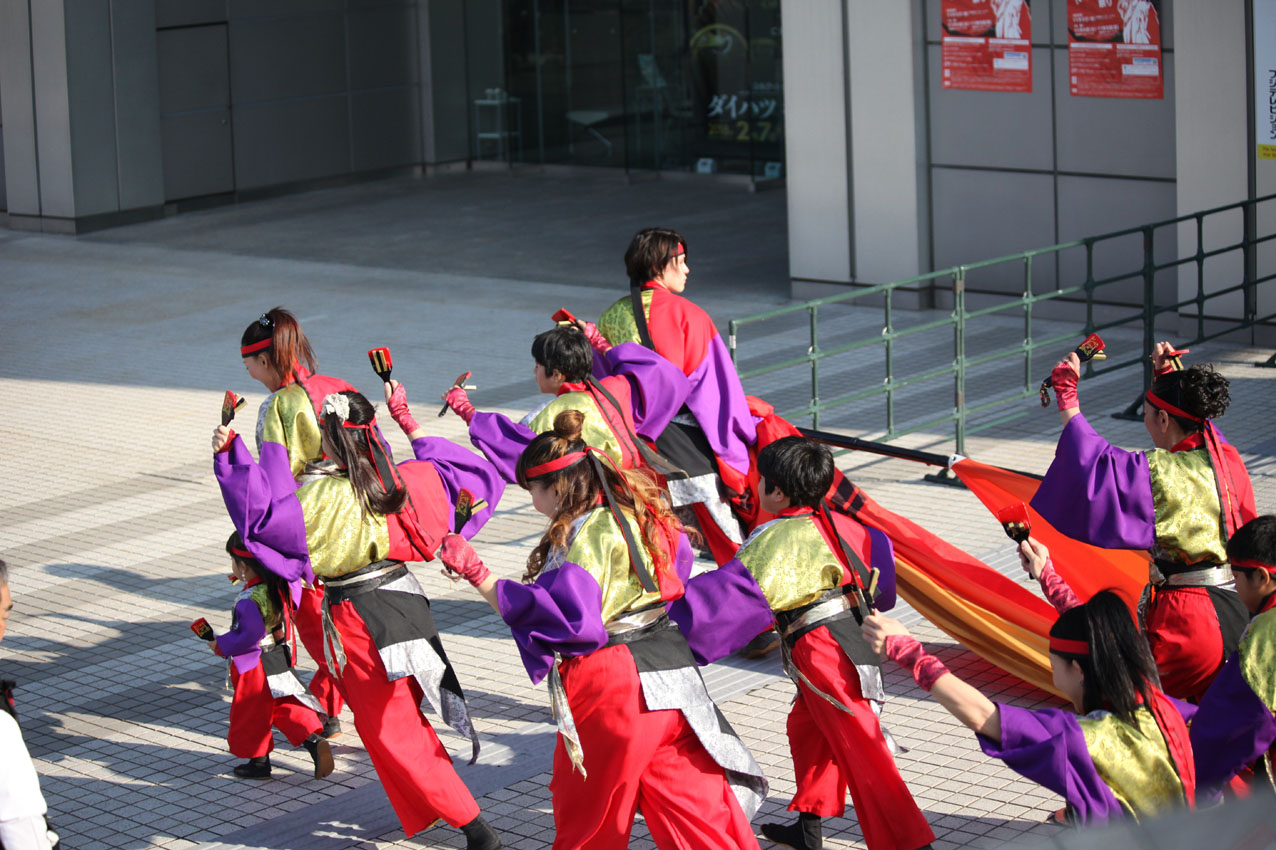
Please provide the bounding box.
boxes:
[592,342,691,439]
[667,559,774,666]
[495,563,611,684]
[1190,652,1276,798]
[468,412,536,485]
[978,705,1127,825]
[409,436,505,538]
[215,436,313,604]
[865,525,898,611]
[217,598,268,675]
[683,336,757,479]
[1030,414,1156,550]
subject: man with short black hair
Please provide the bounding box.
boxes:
[0,557,58,849]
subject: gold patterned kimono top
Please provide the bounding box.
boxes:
[734,514,846,613]
[558,507,664,624]
[1145,445,1230,566]
[1078,706,1189,820]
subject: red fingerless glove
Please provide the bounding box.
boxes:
[387,383,422,435]
[580,321,612,354]
[1037,560,1083,614]
[216,429,237,454]
[444,387,476,425]
[439,533,491,588]
[885,634,951,692]
[1050,361,1079,411]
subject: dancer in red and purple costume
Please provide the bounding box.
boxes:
[1191,515,1276,798]
[438,411,766,850]
[1031,342,1256,700]
[213,381,505,849]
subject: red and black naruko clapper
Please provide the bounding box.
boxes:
[454,488,475,534]
[221,391,246,426]
[368,347,393,383]
[1039,332,1106,407]
[996,502,1032,544]
[551,307,579,325]
[438,371,474,418]
[190,618,216,641]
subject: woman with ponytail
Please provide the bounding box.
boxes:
[1031,342,1257,701]
[212,384,506,849]
[864,581,1198,826]
[237,307,374,734]
[437,410,767,850]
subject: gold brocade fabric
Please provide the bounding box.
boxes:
[564,508,662,624]
[262,384,324,481]
[597,290,652,347]
[1079,706,1186,822]
[1240,609,1276,713]
[735,517,844,614]
[1145,447,1228,566]
[242,582,282,630]
[528,395,626,468]
[297,476,391,577]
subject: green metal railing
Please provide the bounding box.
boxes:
[728,193,1276,458]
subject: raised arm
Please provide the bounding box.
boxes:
[1019,537,1082,613]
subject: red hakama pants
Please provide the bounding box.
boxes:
[550,643,760,850]
[787,628,934,850]
[227,663,323,758]
[1146,586,1228,702]
[294,584,344,716]
[328,599,480,836]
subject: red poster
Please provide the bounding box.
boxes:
[941,0,1032,93]
[1067,0,1163,99]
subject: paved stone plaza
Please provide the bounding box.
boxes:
[1,171,1273,850]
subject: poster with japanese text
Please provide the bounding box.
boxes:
[1256,0,1276,160]
[941,0,1032,93]
[1067,0,1162,99]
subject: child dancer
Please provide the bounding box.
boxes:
[668,436,930,850]
[443,324,688,482]
[203,533,333,780]
[438,411,766,850]
[213,382,504,849]
[1032,342,1256,700]
[865,584,1197,826]
[1191,515,1276,797]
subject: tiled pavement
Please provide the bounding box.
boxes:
[1,171,1273,850]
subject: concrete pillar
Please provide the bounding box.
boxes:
[0,0,164,232]
[782,0,928,301]
[1173,2,1250,324]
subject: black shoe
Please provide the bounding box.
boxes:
[233,755,271,780]
[460,814,503,850]
[304,734,335,779]
[761,813,822,850]
[321,715,342,739]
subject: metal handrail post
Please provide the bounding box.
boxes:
[1196,213,1206,342]
[885,287,896,434]
[954,268,968,455]
[1022,255,1033,393]
[1114,226,1157,420]
[727,319,739,366]
[809,306,821,429]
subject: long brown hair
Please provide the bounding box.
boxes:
[240,306,317,383]
[319,391,407,517]
[515,410,679,584]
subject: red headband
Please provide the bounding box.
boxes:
[1232,557,1276,574]
[230,546,254,560]
[341,421,373,431]
[240,338,272,356]
[524,451,589,480]
[1049,636,1090,656]
[674,242,685,256]
[1145,390,1203,424]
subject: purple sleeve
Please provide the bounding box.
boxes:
[467,411,537,485]
[1029,414,1155,550]
[214,437,313,602]
[672,533,694,584]
[1191,654,1276,796]
[595,342,691,440]
[495,562,610,684]
[667,559,775,665]
[216,598,266,674]
[258,441,299,494]
[867,526,897,611]
[683,335,757,479]
[408,436,506,537]
[978,705,1126,826]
